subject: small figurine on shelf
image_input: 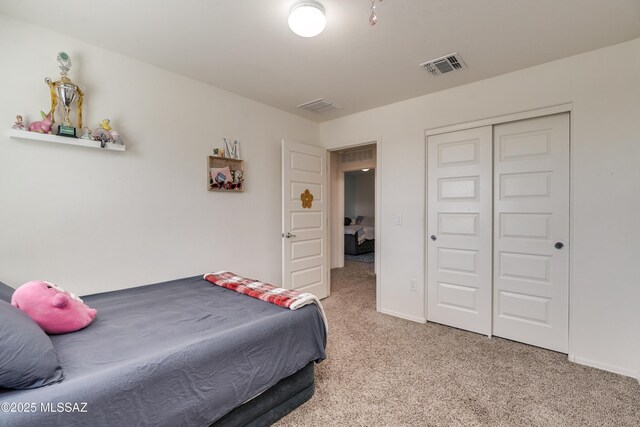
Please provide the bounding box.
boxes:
[230,170,244,190]
[233,170,243,184]
[11,115,27,130]
[92,119,125,147]
[28,111,53,134]
[99,119,111,132]
[80,127,92,140]
[110,130,124,145]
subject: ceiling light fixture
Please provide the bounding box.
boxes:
[288,1,326,38]
[369,0,383,26]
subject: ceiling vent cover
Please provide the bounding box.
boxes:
[297,98,341,113]
[420,53,467,76]
[340,148,374,164]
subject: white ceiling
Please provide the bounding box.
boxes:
[2,0,639,122]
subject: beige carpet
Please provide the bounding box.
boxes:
[276,261,640,426]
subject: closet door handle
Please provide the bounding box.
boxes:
[430,235,437,241]
[285,232,297,239]
[554,242,564,249]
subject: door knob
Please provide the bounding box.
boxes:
[554,242,564,249]
[285,232,297,239]
[430,235,437,241]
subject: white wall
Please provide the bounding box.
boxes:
[319,38,640,378]
[344,171,375,218]
[344,173,357,218]
[354,172,375,218]
[0,15,318,295]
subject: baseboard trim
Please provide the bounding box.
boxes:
[568,354,637,379]
[379,308,426,324]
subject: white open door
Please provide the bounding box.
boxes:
[427,126,493,335]
[282,139,329,299]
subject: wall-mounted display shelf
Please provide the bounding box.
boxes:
[208,156,244,192]
[8,129,126,152]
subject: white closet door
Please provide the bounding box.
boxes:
[427,126,493,335]
[493,113,570,353]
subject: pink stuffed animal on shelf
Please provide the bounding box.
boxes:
[11,281,97,334]
[28,111,53,134]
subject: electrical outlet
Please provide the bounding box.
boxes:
[409,279,417,291]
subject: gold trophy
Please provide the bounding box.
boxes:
[45,52,84,138]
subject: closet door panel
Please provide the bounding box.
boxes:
[427,126,492,335]
[493,113,570,353]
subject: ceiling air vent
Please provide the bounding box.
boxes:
[420,52,467,76]
[340,148,374,164]
[297,98,341,114]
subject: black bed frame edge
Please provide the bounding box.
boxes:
[344,234,375,256]
[211,362,315,427]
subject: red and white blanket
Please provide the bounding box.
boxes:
[203,271,328,331]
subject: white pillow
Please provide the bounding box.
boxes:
[360,216,375,226]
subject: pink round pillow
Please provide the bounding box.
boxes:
[11,281,97,334]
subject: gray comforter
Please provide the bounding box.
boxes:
[0,275,326,426]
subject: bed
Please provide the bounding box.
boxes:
[0,275,327,426]
[344,216,375,255]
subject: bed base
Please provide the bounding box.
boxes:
[212,362,315,426]
[344,234,375,255]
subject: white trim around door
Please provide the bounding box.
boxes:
[328,137,382,313]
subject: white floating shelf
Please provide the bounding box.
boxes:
[8,129,126,151]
